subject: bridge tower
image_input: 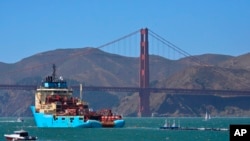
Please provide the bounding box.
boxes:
[138,28,150,117]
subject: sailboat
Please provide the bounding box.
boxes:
[160,119,180,129]
[205,111,208,121]
[204,111,211,121]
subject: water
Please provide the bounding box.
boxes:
[0,117,249,141]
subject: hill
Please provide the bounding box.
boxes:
[0,48,250,117]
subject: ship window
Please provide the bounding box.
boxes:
[79,117,83,120]
[62,118,65,120]
[53,116,58,120]
[44,83,49,88]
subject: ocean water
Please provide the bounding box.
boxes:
[0,117,249,141]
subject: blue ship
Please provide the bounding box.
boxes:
[31,64,125,128]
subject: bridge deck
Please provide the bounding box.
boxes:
[0,84,250,97]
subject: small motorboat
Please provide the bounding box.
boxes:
[4,130,38,141]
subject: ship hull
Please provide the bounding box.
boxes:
[30,106,125,128]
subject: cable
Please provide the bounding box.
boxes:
[1,29,140,77]
[148,29,203,65]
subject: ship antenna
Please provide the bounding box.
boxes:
[52,64,56,81]
[80,83,83,101]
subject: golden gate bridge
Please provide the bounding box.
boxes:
[0,28,250,117]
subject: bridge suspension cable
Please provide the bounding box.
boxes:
[96,30,140,49]
[0,29,140,77]
[148,29,203,65]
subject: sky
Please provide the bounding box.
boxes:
[0,0,250,63]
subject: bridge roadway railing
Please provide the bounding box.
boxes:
[0,84,37,90]
[72,86,250,96]
[0,84,250,96]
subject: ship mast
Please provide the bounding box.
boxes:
[52,64,56,82]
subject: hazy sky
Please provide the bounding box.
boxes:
[0,0,249,63]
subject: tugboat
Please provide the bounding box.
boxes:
[4,130,38,141]
[30,64,125,128]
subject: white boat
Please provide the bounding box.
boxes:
[160,119,180,129]
[159,119,228,131]
[4,130,38,141]
[205,111,208,121]
[16,117,24,122]
[204,111,211,121]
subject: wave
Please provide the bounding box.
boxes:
[0,120,23,123]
